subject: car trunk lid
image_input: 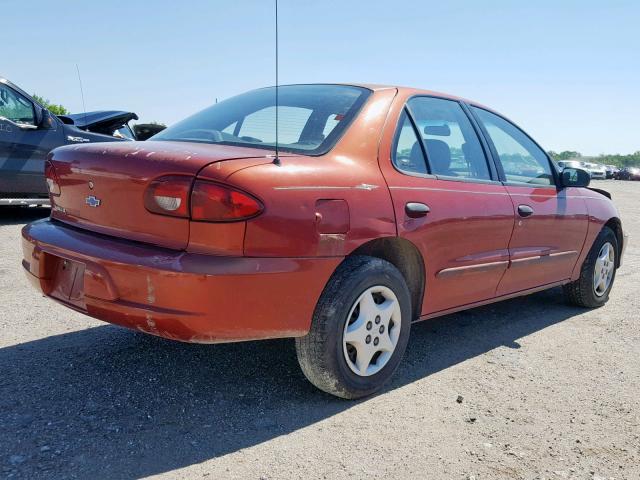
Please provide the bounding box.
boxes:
[49,141,274,249]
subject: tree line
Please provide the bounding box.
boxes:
[32,94,69,115]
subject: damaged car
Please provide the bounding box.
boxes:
[0,76,140,206]
[23,83,627,399]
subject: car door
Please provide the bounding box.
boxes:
[0,114,20,196]
[379,95,516,316]
[0,83,63,197]
[469,106,589,295]
[0,83,29,196]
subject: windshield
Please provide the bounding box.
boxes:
[152,85,371,156]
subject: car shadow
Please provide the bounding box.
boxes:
[0,206,50,227]
[0,286,585,478]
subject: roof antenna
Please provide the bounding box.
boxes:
[273,0,281,165]
[75,64,88,126]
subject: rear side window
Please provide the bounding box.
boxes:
[472,107,554,186]
[407,97,491,180]
[392,110,428,175]
[153,85,371,156]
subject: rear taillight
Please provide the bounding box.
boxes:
[144,176,263,222]
[191,180,263,222]
[144,176,192,218]
[44,161,61,196]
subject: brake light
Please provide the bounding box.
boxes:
[191,180,263,222]
[44,161,61,196]
[144,176,192,217]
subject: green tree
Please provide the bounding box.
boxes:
[548,150,582,161]
[593,151,640,168]
[32,94,69,116]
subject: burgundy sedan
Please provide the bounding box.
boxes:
[22,84,626,398]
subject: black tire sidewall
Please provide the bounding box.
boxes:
[320,257,412,396]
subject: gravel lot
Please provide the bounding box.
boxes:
[1,180,638,480]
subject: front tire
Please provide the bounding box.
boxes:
[295,256,412,399]
[564,226,618,308]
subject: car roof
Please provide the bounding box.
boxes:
[354,83,484,103]
[273,83,497,114]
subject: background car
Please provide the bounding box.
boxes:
[616,166,640,180]
[133,123,167,141]
[23,84,626,399]
[557,160,585,170]
[605,164,619,179]
[0,76,139,206]
[582,162,607,179]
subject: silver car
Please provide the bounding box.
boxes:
[583,162,607,180]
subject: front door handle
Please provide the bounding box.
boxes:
[405,202,430,218]
[517,205,534,217]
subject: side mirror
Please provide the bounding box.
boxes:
[561,167,591,188]
[39,109,55,129]
[34,105,44,127]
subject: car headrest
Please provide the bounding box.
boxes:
[410,142,423,165]
[425,139,451,173]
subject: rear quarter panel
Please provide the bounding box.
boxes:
[220,88,399,258]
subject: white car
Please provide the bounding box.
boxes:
[557,160,585,170]
[583,162,607,180]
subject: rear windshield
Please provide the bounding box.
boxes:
[152,85,371,156]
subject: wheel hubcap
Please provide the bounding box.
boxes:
[342,286,401,377]
[593,242,615,297]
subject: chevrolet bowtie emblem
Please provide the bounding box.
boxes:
[85,195,101,208]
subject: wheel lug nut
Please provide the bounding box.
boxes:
[365,335,371,344]
[375,315,381,324]
[366,321,372,330]
[373,337,379,346]
[379,325,385,334]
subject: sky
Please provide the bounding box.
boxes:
[2,0,639,156]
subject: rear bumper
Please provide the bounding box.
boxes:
[1,198,50,206]
[22,219,341,343]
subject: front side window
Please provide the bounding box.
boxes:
[407,97,491,180]
[153,85,371,156]
[472,107,554,186]
[0,84,35,126]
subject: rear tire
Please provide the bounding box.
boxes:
[564,226,618,308]
[295,256,412,399]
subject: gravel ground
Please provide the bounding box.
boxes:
[1,180,638,480]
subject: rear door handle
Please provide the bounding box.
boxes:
[405,202,430,218]
[517,205,534,217]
